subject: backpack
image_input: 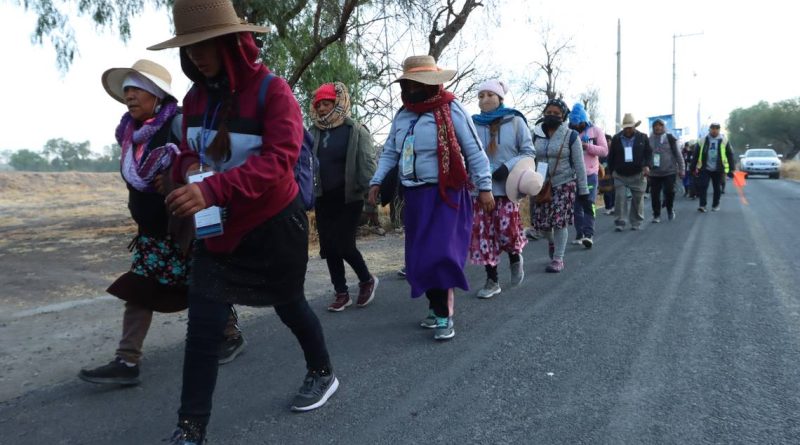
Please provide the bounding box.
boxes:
[257,73,317,210]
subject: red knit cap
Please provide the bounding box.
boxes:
[313,83,337,107]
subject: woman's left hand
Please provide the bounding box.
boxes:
[478,191,495,213]
[166,183,207,218]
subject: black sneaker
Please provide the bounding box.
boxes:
[78,357,140,386]
[168,419,206,445]
[218,335,247,365]
[582,236,593,249]
[397,266,407,277]
[290,369,339,412]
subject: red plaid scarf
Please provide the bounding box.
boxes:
[403,87,469,207]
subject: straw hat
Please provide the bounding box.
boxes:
[506,157,544,202]
[148,0,269,50]
[102,59,173,104]
[394,55,456,85]
[621,113,641,129]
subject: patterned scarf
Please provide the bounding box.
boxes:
[115,102,180,192]
[310,82,352,130]
[403,86,469,207]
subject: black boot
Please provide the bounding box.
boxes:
[169,419,206,445]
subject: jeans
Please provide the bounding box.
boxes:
[573,174,598,237]
[315,192,371,293]
[697,170,723,208]
[178,293,330,425]
[649,174,676,217]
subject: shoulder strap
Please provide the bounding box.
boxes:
[256,73,276,120]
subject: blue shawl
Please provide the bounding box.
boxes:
[472,103,527,126]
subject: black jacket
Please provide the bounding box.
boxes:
[607,130,653,176]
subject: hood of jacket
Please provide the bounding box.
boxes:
[180,32,266,94]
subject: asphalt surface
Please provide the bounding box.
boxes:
[2,177,799,445]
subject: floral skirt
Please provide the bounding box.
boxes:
[130,234,189,286]
[469,196,527,266]
[533,181,577,231]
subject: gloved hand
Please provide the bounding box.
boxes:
[492,164,510,181]
[578,193,593,214]
[727,171,735,179]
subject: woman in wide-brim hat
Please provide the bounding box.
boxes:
[150,0,338,442]
[79,59,246,391]
[468,79,535,299]
[368,55,495,341]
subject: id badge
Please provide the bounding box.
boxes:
[187,170,224,239]
[624,145,634,162]
[401,134,416,176]
[536,161,549,180]
[653,153,661,168]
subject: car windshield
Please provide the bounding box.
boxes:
[746,149,777,158]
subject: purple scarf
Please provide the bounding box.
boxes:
[115,102,180,192]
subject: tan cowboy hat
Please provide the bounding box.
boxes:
[506,157,544,202]
[621,113,641,129]
[102,59,173,104]
[394,55,456,85]
[148,0,270,50]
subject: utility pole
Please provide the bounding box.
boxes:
[672,31,703,130]
[615,19,621,133]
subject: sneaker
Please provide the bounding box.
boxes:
[397,267,407,277]
[582,236,593,249]
[668,210,676,221]
[631,225,641,231]
[434,317,455,340]
[548,242,555,260]
[698,207,707,213]
[168,420,206,445]
[711,206,720,212]
[652,217,661,224]
[614,225,624,232]
[545,259,564,273]
[476,279,501,299]
[370,225,386,236]
[604,207,615,215]
[218,334,247,365]
[356,276,378,307]
[327,292,351,312]
[510,257,525,286]
[524,228,541,241]
[571,237,583,245]
[291,369,339,412]
[420,310,437,329]
[78,357,140,386]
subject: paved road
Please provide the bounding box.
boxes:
[2,177,799,445]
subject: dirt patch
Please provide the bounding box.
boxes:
[781,160,800,180]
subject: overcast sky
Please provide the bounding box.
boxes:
[1,0,798,153]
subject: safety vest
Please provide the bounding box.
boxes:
[698,136,730,173]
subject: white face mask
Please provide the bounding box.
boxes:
[478,91,501,113]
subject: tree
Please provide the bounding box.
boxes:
[9,149,50,171]
[513,23,574,117]
[42,138,92,170]
[727,98,800,160]
[579,87,601,123]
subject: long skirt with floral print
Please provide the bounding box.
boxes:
[533,181,577,231]
[130,234,189,287]
[469,196,527,266]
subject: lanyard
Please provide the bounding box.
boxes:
[199,101,222,168]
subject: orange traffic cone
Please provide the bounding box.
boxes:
[733,170,747,188]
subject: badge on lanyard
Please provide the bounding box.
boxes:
[401,119,419,177]
[624,143,634,162]
[653,153,661,168]
[187,169,224,239]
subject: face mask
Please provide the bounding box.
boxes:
[543,115,562,128]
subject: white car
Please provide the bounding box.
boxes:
[739,148,783,179]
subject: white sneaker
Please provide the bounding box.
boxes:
[476,279,501,299]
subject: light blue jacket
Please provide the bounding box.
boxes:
[473,115,535,196]
[370,100,492,192]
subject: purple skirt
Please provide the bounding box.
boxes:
[403,185,473,299]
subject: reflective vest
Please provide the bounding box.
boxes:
[698,136,730,173]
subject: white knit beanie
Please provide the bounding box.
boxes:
[478,79,508,99]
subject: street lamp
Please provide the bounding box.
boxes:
[673,31,703,130]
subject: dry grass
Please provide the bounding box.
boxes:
[781,160,800,180]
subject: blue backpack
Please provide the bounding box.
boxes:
[257,73,317,210]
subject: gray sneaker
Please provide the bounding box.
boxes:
[509,257,524,287]
[476,279,501,299]
[434,317,455,340]
[420,310,437,329]
[291,370,339,412]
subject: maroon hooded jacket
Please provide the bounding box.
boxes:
[173,33,304,253]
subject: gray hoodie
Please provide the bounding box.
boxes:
[648,132,685,177]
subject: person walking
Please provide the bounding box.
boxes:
[607,113,652,231]
[79,60,245,388]
[469,79,534,298]
[691,123,736,212]
[368,55,493,340]
[599,134,616,215]
[530,99,590,272]
[567,103,608,248]
[308,82,379,312]
[648,119,685,222]
[149,1,338,442]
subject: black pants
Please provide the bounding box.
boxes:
[649,174,676,217]
[426,289,449,318]
[315,191,371,293]
[178,294,330,425]
[697,170,723,208]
